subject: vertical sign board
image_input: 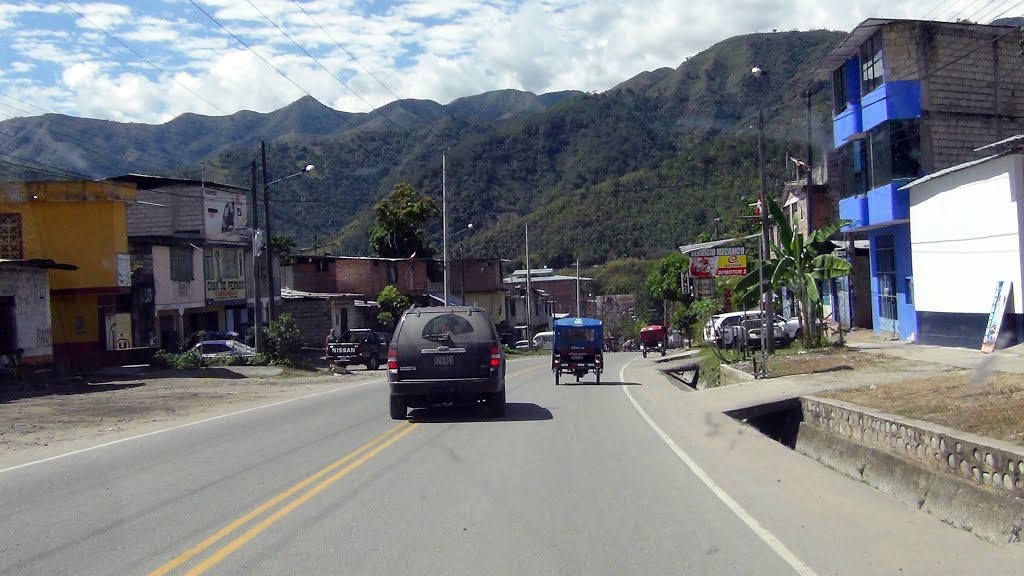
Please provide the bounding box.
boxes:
[981,280,1012,354]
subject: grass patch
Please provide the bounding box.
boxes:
[822,371,1024,446]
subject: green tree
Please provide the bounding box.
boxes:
[369,182,440,258]
[645,252,690,324]
[271,234,298,265]
[377,285,412,330]
[735,196,851,348]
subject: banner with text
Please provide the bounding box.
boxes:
[689,247,748,278]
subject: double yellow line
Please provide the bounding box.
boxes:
[148,421,418,576]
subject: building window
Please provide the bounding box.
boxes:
[219,249,241,280]
[0,213,23,259]
[860,32,884,95]
[171,246,194,282]
[837,140,869,198]
[869,120,921,189]
[832,66,848,114]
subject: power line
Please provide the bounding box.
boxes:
[924,0,959,20]
[961,0,1001,21]
[0,92,53,115]
[57,1,229,116]
[186,0,364,134]
[244,0,402,129]
[970,0,1014,21]
[987,0,1024,21]
[289,0,431,126]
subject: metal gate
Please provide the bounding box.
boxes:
[875,234,898,336]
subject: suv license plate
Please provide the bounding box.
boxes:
[433,355,454,366]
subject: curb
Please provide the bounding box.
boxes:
[720,363,755,382]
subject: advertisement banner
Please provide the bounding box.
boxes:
[982,280,1012,353]
[689,247,748,278]
[205,247,246,301]
[204,188,248,242]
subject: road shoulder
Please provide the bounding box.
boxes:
[621,357,1024,576]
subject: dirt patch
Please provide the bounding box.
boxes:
[723,346,935,378]
[822,371,1024,446]
[762,347,934,378]
[0,368,382,463]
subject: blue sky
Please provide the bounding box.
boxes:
[0,1,1012,124]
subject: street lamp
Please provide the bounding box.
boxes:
[260,139,314,320]
[751,67,775,376]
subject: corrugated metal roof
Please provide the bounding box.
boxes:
[280,287,366,300]
[0,258,78,270]
[106,173,246,192]
[975,134,1024,152]
[899,152,1011,190]
[503,274,590,283]
[678,234,758,255]
[813,18,894,78]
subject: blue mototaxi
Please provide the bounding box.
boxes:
[552,317,604,385]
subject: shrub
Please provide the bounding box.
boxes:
[173,349,202,369]
[264,313,301,363]
[150,349,174,369]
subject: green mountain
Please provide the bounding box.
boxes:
[0,30,846,267]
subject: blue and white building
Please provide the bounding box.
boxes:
[819,18,1024,340]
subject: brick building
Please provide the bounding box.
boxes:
[503,268,592,317]
[820,18,1024,340]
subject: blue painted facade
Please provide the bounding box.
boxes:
[860,81,922,131]
[831,52,922,339]
[867,225,917,340]
[832,58,862,148]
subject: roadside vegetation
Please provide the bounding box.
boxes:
[150,314,304,370]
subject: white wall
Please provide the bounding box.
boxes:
[0,266,52,361]
[153,245,206,310]
[909,154,1024,314]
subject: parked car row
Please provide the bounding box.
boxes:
[703,311,800,348]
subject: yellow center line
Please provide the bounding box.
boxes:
[147,421,411,576]
[183,423,420,576]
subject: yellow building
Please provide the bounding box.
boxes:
[0,181,135,373]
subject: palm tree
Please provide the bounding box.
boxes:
[735,196,851,348]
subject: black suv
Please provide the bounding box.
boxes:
[387,306,506,419]
[326,329,391,370]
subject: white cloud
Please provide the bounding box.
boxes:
[0,0,1006,123]
[67,2,132,30]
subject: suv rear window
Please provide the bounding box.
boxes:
[399,310,496,344]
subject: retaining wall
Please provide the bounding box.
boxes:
[798,396,1024,543]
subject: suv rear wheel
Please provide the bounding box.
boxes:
[390,395,406,420]
[487,387,506,418]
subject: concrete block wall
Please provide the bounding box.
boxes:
[279,298,332,347]
[801,396,1024,496]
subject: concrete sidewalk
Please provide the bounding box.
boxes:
[844,329,1024,374]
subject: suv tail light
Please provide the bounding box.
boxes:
[490,344,501,368]
[387,347,398,372]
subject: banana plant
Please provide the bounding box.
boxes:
[735,195,851,348]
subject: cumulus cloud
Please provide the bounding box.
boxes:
[0,0,1005,123]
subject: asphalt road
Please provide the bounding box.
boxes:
[0,352,1008,575]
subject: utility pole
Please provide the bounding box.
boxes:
[442,152,449,306]
[250,161,262,353]
[575,258,581,317]
[260,140,277,320]
[757,108,775,369]
[805,88,813,190]
[525,223,533,351]
[460,243,466,305]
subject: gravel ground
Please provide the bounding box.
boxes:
[0,366,383,464]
